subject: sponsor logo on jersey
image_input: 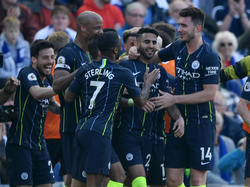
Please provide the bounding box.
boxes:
[133,71,140,76]
[176,67,200,80]
[205,66,219,76]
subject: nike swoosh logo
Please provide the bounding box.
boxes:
[201,162,210,165]
[133,72,140,76]
[177,56,181,60]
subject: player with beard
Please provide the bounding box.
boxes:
[114,27,184,187]
[149,7,221,187]
[6,40,60,187]
[64,31,159,187]
[52,11,103,186]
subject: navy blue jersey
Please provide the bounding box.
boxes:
[158,40,221,125]
[54,42,91,133]
[69,58,141,138]
[241,76,250,101]
[7,66,51,150]
[118,60,171,137]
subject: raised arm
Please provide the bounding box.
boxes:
[53,70,77,93]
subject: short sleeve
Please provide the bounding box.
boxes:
[18,68,39,91]
[202,52,221,84]
[54,47,75,72]
[241,76,250,101]
[120,68,141,98]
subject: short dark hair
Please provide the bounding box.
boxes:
[123,31,138,43]
[97,31,120,52]
[137,27,159,38]
[152,22,176,47]
[31,40,54,58]
[179,7,205,27]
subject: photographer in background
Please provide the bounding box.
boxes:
[0,76,19,105]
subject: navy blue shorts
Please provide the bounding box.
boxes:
[114,131,153,173]
[147,137,166,185]
[245,133,250,178]
[72,130,113,182]
[165,119,216,171]
[6,143,54,186]
[60,132,75,175]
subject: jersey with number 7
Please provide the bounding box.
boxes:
[68,59,141,138]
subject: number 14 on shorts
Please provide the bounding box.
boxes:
[200,147,212,165]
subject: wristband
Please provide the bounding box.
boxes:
[128,98,134,107]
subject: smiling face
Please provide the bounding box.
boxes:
[138,32,157,60]
[32,48,55,78]
[178,16,197,43]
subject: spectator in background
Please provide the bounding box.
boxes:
[206,111,238,185]
[152,22,176,48]
[212,0,250,37]
[217,137,246,185]
[166,0,189,30]
[118,2,146,38]
[76,0,125,30]
[0,16,30,88]
[34,5,76,41]
[0,0,39,43]
[22,0,76,30]
[137,0,168,26]
[213,31,244,96]
[119,26,140,60]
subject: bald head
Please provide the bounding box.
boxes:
[77,11,103,29]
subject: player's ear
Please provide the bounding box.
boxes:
[31,56,37,65]
[113,47,118,55]
[196,25,202,32]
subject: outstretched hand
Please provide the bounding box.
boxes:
[4,77,20,94]
[143,68,160,86]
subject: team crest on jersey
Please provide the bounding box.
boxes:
[27,73,37,81]
[191,60,200,69]
[82,170,86,178]
[57,56,65,64]
[244,82,250,92]
[126,153,133,161]
[21,172,28,180]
